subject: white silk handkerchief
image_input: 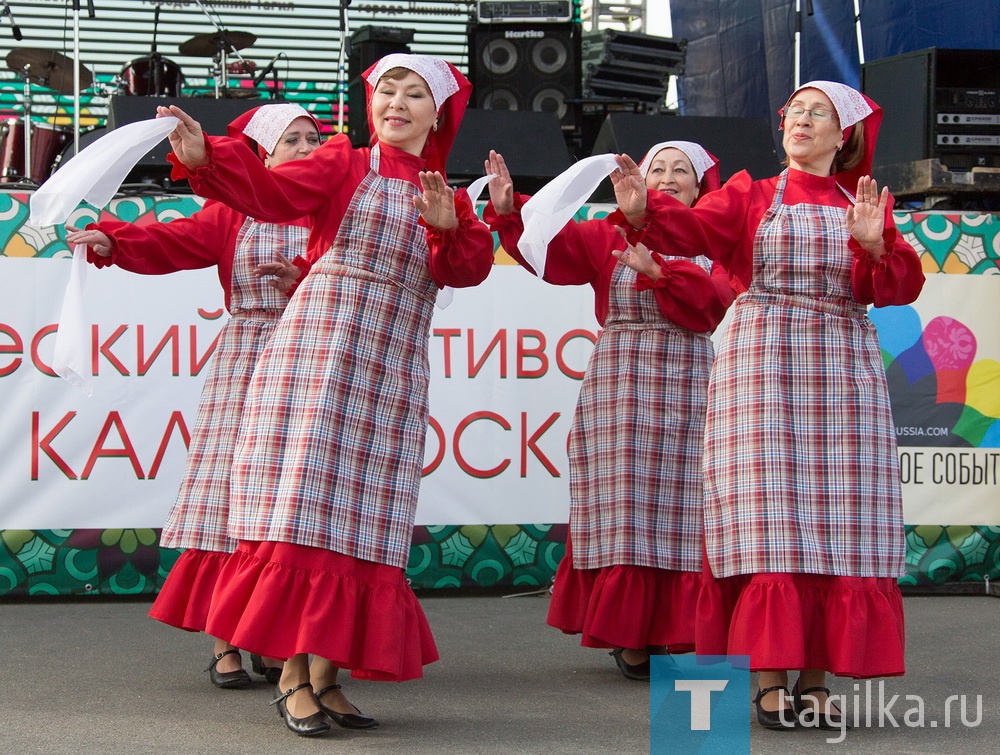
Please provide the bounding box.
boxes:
[518,154,619,278]
[28,116,180,227]
[434,172,499,311]
[30,116,180,395]
[52,243,93,396]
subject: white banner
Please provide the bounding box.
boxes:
[0,258,594,528]
[4,258,1000,529]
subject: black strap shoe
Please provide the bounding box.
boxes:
[315,683,380,729]
[250,653,282,685]
[753,685,797,730]
[205,649,252,689]
[792,682,852,730]
[270,682,332,737]
[610,648,651,681]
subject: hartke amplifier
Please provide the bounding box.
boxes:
[477,1,572,23]
[468,21,581,127]
[862,48,1000,171]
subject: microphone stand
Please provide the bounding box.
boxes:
[337,0,351,134]
[151,3,162,96]
[69,1,94,157]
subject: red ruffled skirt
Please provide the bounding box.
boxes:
[696,559,906,678]
[204,540,438,682]
[546,536,699,652]
[149,548,229,633]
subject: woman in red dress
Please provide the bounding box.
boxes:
[158,55,495,737]
[483,142,734,680]
[610,82,924,730]
[66,104,320,690]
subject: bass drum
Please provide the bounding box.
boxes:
[118,56,185,97]
[0,118,72,183]
[50,127,107,173]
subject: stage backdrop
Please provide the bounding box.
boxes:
[1,191,998,595]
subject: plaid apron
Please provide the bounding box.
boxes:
[703,170,905,579]
[161,217,306,552]
[228,145,439,569]
[569,255,715,571]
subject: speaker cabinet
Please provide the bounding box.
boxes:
[862,48,1000,171]
[347,26,414,147]
[589,113,779,200]
[467,22,581,127]
[447,109,572,194]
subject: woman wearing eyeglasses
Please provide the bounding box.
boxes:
[608,82,924,731]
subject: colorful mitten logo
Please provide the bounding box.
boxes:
[872,306,1000,447]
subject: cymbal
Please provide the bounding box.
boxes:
[5,47,94,94]
[179,31,257,58]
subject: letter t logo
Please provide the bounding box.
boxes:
[674,679,729,730]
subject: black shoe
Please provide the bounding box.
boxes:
[269,682,332,737]
[205,649,252,689]
[753,685,797,730]
[610,648,650,681]
[315,683,379,729]
[792,682,852,730]
[250,653,283,685]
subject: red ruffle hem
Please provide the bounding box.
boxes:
[204,541,439,682]
[149,548,230,633]
[696,564,906,679]
[546,537,699,652]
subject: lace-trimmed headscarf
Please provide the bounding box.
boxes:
[363,53,472,174]
[226,104,320,160]
[638,140,721,199]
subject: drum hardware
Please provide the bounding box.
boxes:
[3,47,92,185]
[179,29,257,99]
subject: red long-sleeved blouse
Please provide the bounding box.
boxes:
[170,134,494,288]
[484,193,735,331]
[632,168,924,307]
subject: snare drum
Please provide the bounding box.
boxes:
[119,55,184,97]
[0,118,71,183]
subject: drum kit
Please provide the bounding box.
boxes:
[1,23,271,185]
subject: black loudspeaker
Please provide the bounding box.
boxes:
[467,22,581,128]
[108,95,276,185]
[862,48,1000,171]
[348,26,414,147]
[589,113,780,200]
[447,109,572,195]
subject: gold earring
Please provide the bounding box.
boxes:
[432,121,439,132]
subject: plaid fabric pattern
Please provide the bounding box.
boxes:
[703,170,905,579]
[228,147,438,568]
[569,256,715,571]
[160,219,306,551]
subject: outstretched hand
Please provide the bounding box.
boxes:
[610,154,647,228]
[65,225,112,257]
[413,171,457,230]
[611,226,662,281]
[253,250,301,292]
[485,150,514,215]
[156,105,208,170]
[845,175,888,260]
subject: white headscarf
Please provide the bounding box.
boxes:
[241,103,315,154]
[638,140,715,183]
[365,53,459,111]
[786,80,873,128]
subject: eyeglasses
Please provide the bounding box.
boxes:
[782,105,835,121]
